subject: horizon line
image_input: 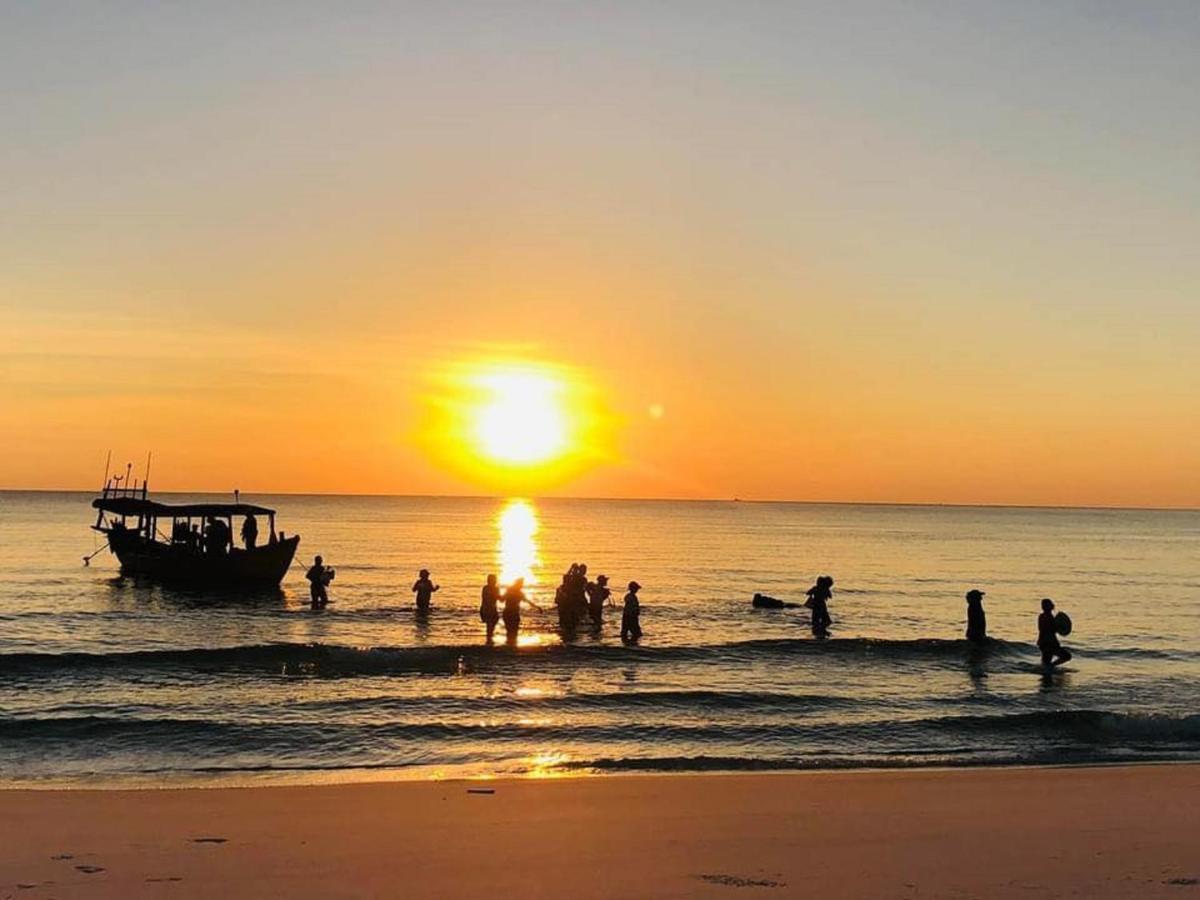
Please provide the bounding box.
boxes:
[2,486,1197,515]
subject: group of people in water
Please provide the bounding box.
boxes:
[753,578,1075,668]
[305,557,645,645]
[303,556,1074,668]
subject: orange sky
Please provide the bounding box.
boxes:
[2,4,1198,507]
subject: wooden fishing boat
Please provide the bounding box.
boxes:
[90,472,299,589]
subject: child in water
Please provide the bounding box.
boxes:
[621,581,643,643]
[1037,598,1072,668]
[412,568,440,613]
[805,575,834,637]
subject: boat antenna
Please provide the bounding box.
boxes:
[144,451,152,497]
[101,450,112,492]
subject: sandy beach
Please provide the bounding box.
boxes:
[2,765,1198,899]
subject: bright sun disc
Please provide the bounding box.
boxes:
[471,369,569,465]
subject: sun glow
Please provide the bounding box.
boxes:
[497,499,541,587]
[472,370,568,465]
[419,357,611,491]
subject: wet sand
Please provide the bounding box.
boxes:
[2,765,1198,899]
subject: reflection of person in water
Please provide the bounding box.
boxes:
[480,574,501,643]
[1037,598,1072,668]
[502,578,528,643]
[241,514,258,550]
[965,589,988,644]
[412,569,440,613]
[805,575,834,637]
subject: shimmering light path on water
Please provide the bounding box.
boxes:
[1,492,1198,785]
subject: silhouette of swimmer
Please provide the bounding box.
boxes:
[502,577,530,643]
[480,574,501,643]
[241,513,258,550]
[306,555,332,609]
[412,569,440,613]
[965,589,988,644]
[621,581,643,643]
[752,593,801,609]
[1037,598,1073,668]
[587,574,611,624]
[805,576,834,637]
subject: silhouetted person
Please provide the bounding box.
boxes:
[805,575,834,637]
[621,581,643,643]
[1038,598,1072,668]
[480,574,501,643]
[965,589,988,644]
[502,577,528,643]
[307,555,331,609]
[241,514,258,550]
[588,574,611,624]
[412,569,439,613]
[189,524,201,552]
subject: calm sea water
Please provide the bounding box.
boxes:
[2,491,1199,787]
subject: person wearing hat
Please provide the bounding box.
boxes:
[965,589,988,644]
[412,568,440,613]
[621,581,643,643]
[587,574,611,625]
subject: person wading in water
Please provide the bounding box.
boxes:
[480,574,501,643]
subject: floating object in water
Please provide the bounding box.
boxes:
[1055,611,1073,636]
[752,593,799,609]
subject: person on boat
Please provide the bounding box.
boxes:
[621,581,643,643]
[502,577,529,643]
[204,517,229,556]
[189,524,201,553]
[307,555,331,609]
[1037,598,1072,668]
[965,589,988,644]
[480,574,501,643]
[241,514,258,550]
[805,575,834,637]
[412,569,440,613]
[587,574,611,624]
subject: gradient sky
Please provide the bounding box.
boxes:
[3,2,1198,506]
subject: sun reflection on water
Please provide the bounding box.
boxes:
[496,499,541,588]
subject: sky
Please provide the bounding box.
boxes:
[2,1,1198,506]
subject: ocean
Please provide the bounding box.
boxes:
[2,491,1198,787]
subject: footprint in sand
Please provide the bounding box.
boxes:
[50,854,73,861]
[191,837,228,844]
[74,865,106,874]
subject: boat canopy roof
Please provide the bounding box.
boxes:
[92,497,275,518]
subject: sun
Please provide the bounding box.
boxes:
[417,355,612,489]
[471,369,569,465]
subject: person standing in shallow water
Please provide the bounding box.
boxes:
[965,589,988,644]
[805,575,834,637]
[479,574,501,643]
[306,555,330,609]
[587,574,611,625]
[1037,598,1072,668]
[502,577,529,643]
[412,569,439,613]
[621,581,643,643]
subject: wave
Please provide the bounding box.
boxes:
[4,709,1200,750]
[0,637,1056,678]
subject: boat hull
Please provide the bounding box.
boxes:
[107,530,299,589]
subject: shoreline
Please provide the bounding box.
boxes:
[4,756,1200,793]
[3,764,1198,898]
